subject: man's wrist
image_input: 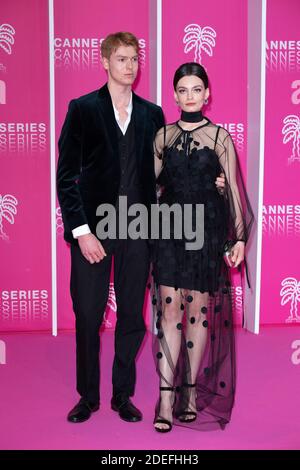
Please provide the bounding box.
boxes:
[72,224,91,239]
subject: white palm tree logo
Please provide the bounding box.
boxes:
[103,282,116,328]
[0,194,18,241]
[183,24,216,63]
[282,115,300,164]
[0,24,15,55]
[280,277,300,323]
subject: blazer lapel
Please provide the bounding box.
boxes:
[132,93,146,170]
[95,85,147,169]
[96,83,119,158]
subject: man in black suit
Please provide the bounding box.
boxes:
[57,32,164,423]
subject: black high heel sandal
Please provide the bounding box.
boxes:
[178,383,197,423]
[154,386,174,433]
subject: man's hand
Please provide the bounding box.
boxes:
[230,241,245,268]
[215,172,225,194]
[77,233,106,264]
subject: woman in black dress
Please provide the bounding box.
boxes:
[152,63,253,432]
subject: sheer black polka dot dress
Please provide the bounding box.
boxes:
[151,116,254,431]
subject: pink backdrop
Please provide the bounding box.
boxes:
[261,0,300,324]
[1,0,299,332]
[0,0,51,331]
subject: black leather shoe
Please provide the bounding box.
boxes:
[111,395,142,422]
[67,398,99,423]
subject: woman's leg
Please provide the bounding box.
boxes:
[154,285,182,430]
[181,290,209,419]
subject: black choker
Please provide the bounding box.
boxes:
[181,110,203,123]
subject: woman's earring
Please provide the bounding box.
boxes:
[204,98,208,105]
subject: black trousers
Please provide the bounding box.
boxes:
[70,238,149,405]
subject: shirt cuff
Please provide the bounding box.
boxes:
[72,224,91,239]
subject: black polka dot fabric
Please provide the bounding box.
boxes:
[151,119,254,431]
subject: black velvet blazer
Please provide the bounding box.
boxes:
[57,83,165,244]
